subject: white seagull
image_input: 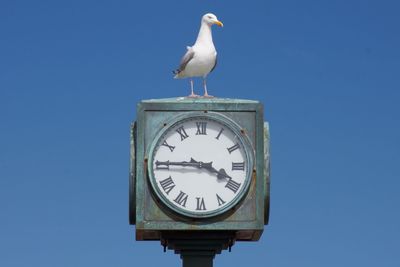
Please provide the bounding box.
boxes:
[173,13,223,97]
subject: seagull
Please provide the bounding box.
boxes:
[173,13,223,98]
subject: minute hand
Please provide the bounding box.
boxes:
[155,159,201,168]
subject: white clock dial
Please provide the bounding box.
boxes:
[148,113,253,218]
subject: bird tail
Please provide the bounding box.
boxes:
[173,69,182,79]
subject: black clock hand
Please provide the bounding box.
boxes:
[155,159,200,168]
[155,158,214,169]
[188,158,233,180]
[156,158,232,180]
[156,158,232,179]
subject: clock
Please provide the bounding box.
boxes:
[147,112,254,218]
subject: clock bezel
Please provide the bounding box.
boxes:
[147,111,255,219]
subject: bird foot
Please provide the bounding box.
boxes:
[203,94,214,98]
[188,93,200,98]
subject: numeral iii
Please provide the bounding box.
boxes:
[232,162,245,171]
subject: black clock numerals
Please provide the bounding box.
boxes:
[196,197,206,210]
[225,179,241,193]
[156,160,169,170]
[195,122,207,135]
[216,194,226,206]
[232,162,245,171]
[176,126,189,141]
[159,176,175,195]
[227,143,240,154]
[161,140,175,152]
[216,127,225,140]
[174,191,188,207]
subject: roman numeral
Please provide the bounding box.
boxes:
[232,162,245,171]
[216,128,224,140]
[225,179,241,193]
[176,126,189,141]
[156,160,169,170]
[161,140,175,152]
[227,143,240,154]
[195,122,207,135]
[159,176,175,195]
[174,191,188,207]
[216,194,226,206]
[196,197,206,210]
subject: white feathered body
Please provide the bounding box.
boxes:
[174,16,218,79]
[176,46,216,78]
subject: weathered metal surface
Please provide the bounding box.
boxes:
[130,97,270,241]
[264,122,271,225]
[129,122,137,225]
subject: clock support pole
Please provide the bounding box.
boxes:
[161,231,236,267]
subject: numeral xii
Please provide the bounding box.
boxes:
[195,122,207,135]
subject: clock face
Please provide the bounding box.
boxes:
[148,112,254,218]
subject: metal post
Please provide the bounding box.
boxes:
[161,231,235,267]
[181,251,215,267]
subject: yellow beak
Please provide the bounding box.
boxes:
[214,20,224,27]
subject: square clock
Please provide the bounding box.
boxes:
[130,98,270,241]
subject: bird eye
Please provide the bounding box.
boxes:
[208,16,213,19]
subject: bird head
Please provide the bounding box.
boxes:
[202,13,223,27]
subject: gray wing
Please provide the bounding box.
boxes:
[210,55,217,73]
[173,47,195,75]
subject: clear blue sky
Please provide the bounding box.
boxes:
[1,0,399,266]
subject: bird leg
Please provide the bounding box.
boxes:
[188,79,199,98]
[203,78,213,98]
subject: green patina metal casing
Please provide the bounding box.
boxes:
[130,97,270,241]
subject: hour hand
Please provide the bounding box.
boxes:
[187,158,231,179]
[199,161,232,180]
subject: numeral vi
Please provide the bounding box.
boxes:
[196,197,206,210]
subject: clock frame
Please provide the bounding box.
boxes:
[147,112,255,219]
[130,98,270,241]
